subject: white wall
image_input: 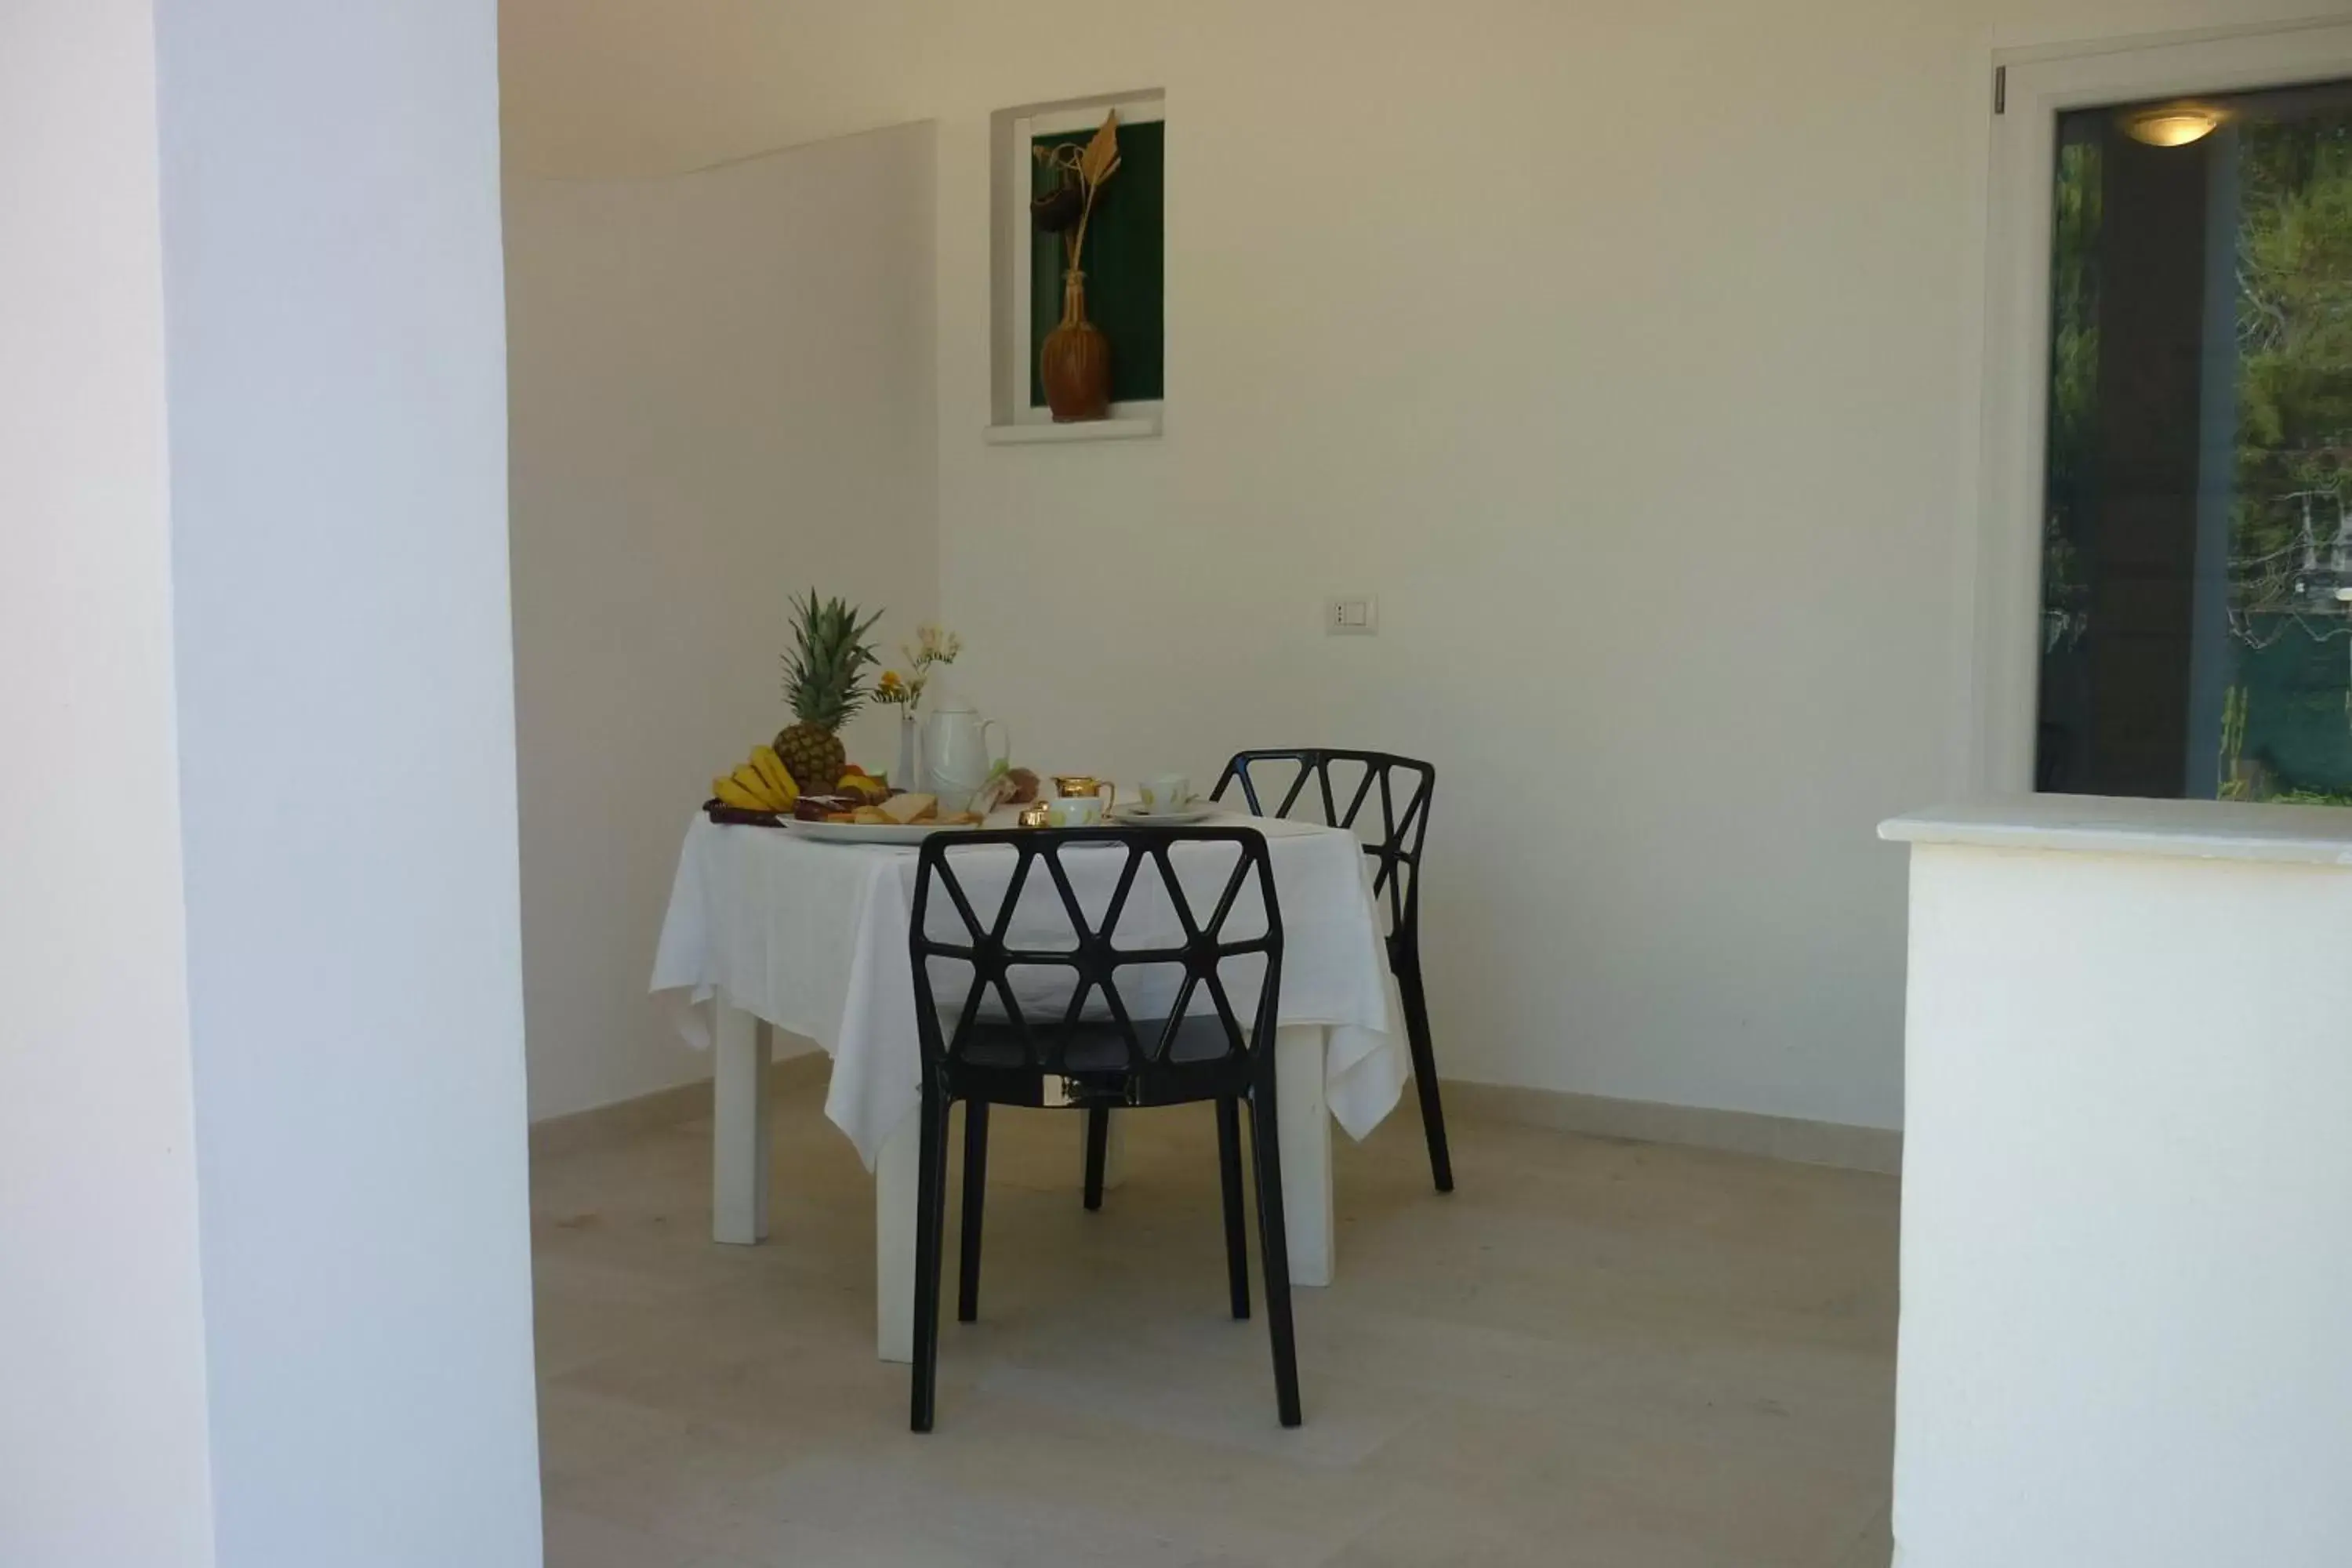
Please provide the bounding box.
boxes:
[506,122,939,1121]
[0,4,217,1563]
[499,0,2349,1134]
[1893,834,2352,1565]
[152,1,543,1562]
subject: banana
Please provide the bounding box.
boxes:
[715,771,781,808]
[749,745,799,804]
[712,775,771,812]
[730,764,786,809]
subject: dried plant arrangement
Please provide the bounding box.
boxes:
[1030,111,1123,420]
[1031,110,1122,273]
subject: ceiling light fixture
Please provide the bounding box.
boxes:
[2122,105,2223,148]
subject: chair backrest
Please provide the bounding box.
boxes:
[909,826,1283,1091]
[1210,750,1433,946]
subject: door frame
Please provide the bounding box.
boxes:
[1971,19,2352,793]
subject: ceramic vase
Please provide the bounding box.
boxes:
[895,714,920,797]
[1040,269,1112,422]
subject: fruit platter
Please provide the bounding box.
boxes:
[707,750,984,838]
[786,805,985,845]
[702,591,1028,842]
[704,593,982,840]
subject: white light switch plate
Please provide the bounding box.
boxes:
[1325,596,1377,636]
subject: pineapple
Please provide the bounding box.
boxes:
[775,589,884,793]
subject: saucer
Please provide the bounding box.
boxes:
[1109,802,1218,826]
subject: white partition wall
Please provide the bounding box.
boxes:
[1884,801,2352,1568]
[505,122,938,1122]
[2,2,542,1563]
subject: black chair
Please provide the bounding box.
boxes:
[906,825,1301,1432]
[1213,750,1450,1193]
[1081,751,1454,1200]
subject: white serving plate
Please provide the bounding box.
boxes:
[1107,802,1221,826]
[779,817,986,846]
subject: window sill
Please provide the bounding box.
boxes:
[983,415,1161,446]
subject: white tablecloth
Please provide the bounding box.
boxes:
[650,811,1408,1167]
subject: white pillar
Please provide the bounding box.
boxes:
[1,5,216,1563]
[3,3,539,1564]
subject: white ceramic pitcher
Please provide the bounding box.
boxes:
[923,703,1007,809]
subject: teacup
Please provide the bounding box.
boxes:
[1051,774,1116,813]
[1044,793,1107,829]
[1136,772,1192,816]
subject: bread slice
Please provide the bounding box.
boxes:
[877,792,938,825]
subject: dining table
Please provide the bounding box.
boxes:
[649,804,1409,1362]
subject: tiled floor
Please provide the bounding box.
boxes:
[532,1082,1897,1567]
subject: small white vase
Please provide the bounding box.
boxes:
[895,714,920,795]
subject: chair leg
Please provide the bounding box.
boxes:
[1246,1082,1303,1428]
[1215,1097,1250,1320]
[909,1084,951,1432]
[957,1100,989,1323]
[1395,945,1455,1193]
[1083,1105,1110,1211]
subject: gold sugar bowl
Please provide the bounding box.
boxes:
[1051,774,1116,811]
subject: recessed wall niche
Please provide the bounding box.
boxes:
[986,89,1163,442]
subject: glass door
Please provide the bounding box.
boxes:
[2034,79,2352,804]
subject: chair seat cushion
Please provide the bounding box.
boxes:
[956,1014,1240,1073]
